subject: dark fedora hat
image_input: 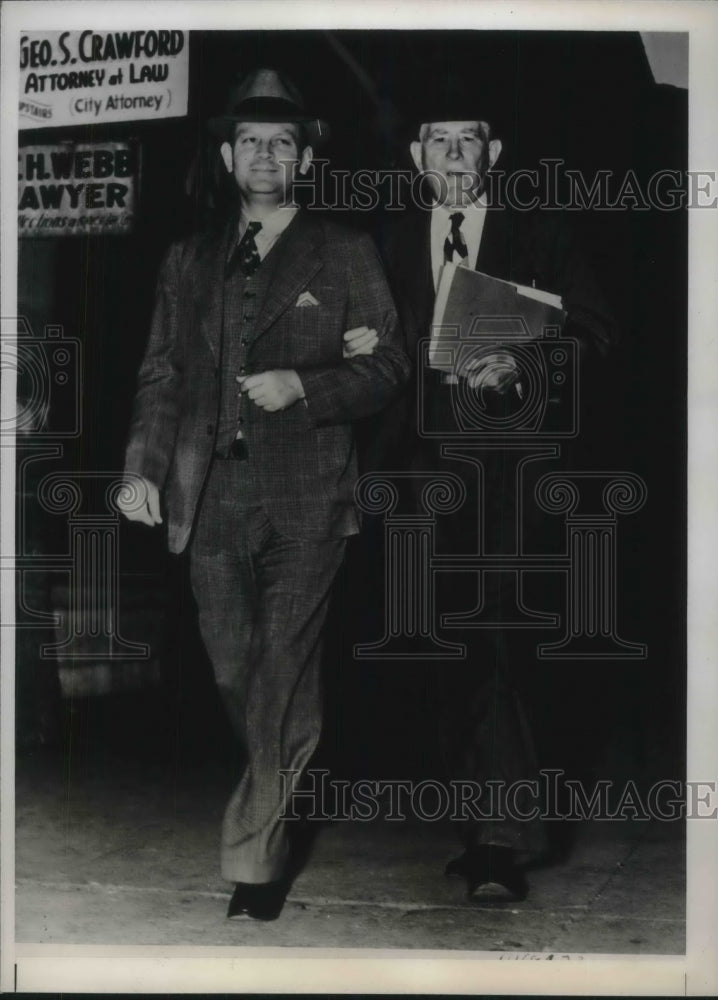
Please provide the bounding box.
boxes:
[208,68,329,146]
[404,69,514,143]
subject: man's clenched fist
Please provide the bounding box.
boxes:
[237,370,305,412]
[117,475,163,526]
[343,325,378,358]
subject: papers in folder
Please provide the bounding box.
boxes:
[429,263,566,375]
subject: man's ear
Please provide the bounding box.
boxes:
[409,140,423,173]
[220,141,233,174]
[298,145,313,176]
[487,138,502,169]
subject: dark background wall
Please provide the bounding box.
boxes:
[17,31,687,790]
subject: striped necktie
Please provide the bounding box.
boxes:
[227,221,262,278]
[444,211,468,264]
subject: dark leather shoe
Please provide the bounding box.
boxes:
[445,845,529,901]
[227,878,288,921]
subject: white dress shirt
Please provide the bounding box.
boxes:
[430,196,488,290]
[428,195,516,389]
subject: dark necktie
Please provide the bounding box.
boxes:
[227,220,262,278]
[444,211,468,264]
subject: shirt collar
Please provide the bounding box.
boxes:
[239,204,299,240]
[433,194,487,220]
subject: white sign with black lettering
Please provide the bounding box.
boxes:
[18,142,138,236]
[19,30,188,128]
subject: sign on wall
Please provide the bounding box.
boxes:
[18,142,138,237]
[19,30,188,129]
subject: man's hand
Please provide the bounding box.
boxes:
[237,370,305,412]
[343,325,378,359]
[465,351,522,396]
[117,475,162,526]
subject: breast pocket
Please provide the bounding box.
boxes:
[282,288,347,365]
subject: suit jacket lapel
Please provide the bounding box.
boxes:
[399,211,434,352]
[195,216,237,364]
[252,212,324,341]
[476,204,512,281]
[408,207,513,344]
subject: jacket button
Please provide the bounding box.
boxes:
[244,314,254,322]
[241,337,248,346]
[239,366,246,374]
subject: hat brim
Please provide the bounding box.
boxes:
[208,114,329,146]
[407,114,505,139]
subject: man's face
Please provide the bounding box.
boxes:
[410,120,502,207]
[220,122,312,202]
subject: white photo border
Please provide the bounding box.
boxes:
[2,0,716,994]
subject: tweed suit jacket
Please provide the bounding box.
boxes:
[124,210,409,553]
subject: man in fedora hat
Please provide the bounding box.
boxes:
[371,79,616,901]
[121,67,408,920]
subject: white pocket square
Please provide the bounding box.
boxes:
[296,291,319,307]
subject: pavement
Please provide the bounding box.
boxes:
[14,709,685,955]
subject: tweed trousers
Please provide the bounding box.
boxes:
[190,458,346,883]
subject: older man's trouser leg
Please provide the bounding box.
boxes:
[190,459,346,884]
[409,417,546,860]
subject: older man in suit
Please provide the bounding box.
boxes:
[121,68,408,921]
[375,87,616,900]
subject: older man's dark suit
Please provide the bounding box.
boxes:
[377,204,615,856]
[381,206,613,454]
[126,210,408,882]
